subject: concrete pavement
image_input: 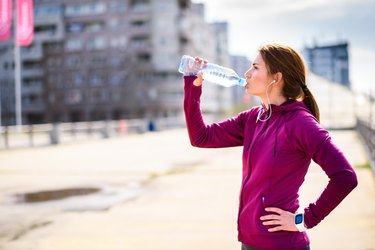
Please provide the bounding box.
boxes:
[0,129,374,250]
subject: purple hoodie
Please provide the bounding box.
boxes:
[183,75,357,250]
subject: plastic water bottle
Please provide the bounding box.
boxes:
[178,55,246,87]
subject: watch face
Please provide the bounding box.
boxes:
[295,214,303,224]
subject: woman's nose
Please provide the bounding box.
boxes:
[244,69,251,79]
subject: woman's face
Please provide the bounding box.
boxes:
[244,53,274,97]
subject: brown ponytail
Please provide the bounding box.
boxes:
[259,44,320,122]
[302,87,320,122]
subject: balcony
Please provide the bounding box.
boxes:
[129,22,151,37]
[22,68,45,78]
[21,43,43,60]
[22,100,46,112]
[22,85,43,95]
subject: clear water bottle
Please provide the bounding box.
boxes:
[178,55,246,87]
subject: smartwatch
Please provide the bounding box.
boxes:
[294,213,307,232]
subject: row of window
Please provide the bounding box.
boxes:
[61,88,181,106]
[65,18,144,34]
[34,1,151,18]
[46,54,130,69]
[48,73,126,88]
[60,89,124,105]
[65,36,129,51]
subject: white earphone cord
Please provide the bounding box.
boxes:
[257,81,274,122]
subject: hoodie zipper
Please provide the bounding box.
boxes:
[238,120,269,229]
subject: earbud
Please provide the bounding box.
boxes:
[271,80,276,84]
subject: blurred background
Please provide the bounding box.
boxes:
[0,0,374,249]
[0,0,375,133]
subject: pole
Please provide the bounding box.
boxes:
[0,85,2,127]
[14,0,22,130]
[0,84,3,127]
[14,44,22,129]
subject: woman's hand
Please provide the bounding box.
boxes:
[192,57,207,87]
[260,207,298,232]
[193,72,203,87]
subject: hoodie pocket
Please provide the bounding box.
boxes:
[261,195,266,208]
[257,195,269,233]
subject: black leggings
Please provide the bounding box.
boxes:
[241,243,310,250]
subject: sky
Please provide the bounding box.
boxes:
[196,0,375,93]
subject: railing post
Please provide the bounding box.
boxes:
[28,124,34,147]
[4,126,9,149]
[101,120,110,138]
[50,123,61,145]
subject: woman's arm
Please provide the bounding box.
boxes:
[260,114,358,232]
[184,75,245,148]
[303,136,358,228]
[296,115,358,229]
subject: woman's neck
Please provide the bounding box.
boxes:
[261,95,287,109]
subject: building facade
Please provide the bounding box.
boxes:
[0,0,232,125]
[303,42,350,88]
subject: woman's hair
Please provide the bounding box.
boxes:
[258,44,320,122]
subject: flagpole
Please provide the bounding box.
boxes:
[15,43,22,129]
[14,0,22,130]
[0,86,2,127]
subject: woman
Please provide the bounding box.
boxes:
[183,44,358,250]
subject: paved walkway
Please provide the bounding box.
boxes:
[0,129,374,250]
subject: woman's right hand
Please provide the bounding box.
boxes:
[193,72,203,87]
[192,57,207,87]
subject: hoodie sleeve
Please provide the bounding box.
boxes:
[294,113,358,229]
[183,75,245,148]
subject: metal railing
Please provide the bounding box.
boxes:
[0,117,185,150]
[356,118,375,172]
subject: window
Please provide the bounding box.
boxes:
[45,42,63,53]
[110,1,127,13]
[3,62,9,70]
[87,36,107,50]
[111,90,122,102]
[34,5,62,17]
[90,73,106,86]
[35,25,57,35]
[131,36,148,48]
[90,55,107,67]
[110,56,122,66]
[110,36,127,49]
[109,18,119,28]
[65,90,83,105]
[65,2,106,16]
[110,74,123,86]
[86,22,104,33]
[67,23,84,33]
[131,20,148,27]
[65,39,83,51]
[72,73,84,86]
[48,75,64,89]
[130,0,150,12]
[90,89,108,104]
[65,56,83,68]
[137,53,151,62]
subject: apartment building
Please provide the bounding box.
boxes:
[0,0,231,125]
[303,42,350,88]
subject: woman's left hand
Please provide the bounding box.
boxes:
[260,207,298,232]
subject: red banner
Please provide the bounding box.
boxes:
[16,0,34,46]
[0,0,12,41]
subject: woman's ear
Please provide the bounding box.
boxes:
[273,72,283,85]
